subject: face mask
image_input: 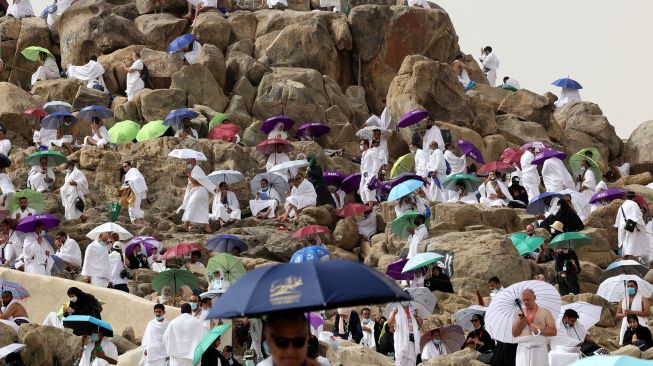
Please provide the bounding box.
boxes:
[362,318,371,325]
[98,240,106,246]
[65,168,72,174]
[432,339,440,345]
[359,146,364,152]
[474,324,481,330]
[262,340,270,355]
[39,230,46,237]
[190,302,198,311]
[90,333,100,342]
[628,288,636,296]
[562,249,569,254]
[156,316,164,322]
[563,323,570,329]
[490,289,498,294]
[70,296,77,303]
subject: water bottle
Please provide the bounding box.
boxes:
[329,335,339,352]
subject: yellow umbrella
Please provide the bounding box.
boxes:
[390,153,415,178]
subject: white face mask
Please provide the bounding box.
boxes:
[65,168,72,174]
[359,145,364,152]
[69,296,77,303]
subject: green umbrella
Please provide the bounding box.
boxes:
[548,232,592,250]
[193,323,231,366]
[208,112,228,130]
[511,235,545,256]
[206,254,246,283]
[25,150,67,167]
[391,211,425,239]
[151,269,199,295]
[108,120,141,143]
[575,148,601,162]
[569,153,601,179]
[21,46,54,61]
[136,120,170,142]
[390,153,415,178]
[508,232,528,246]
[442,173,481,192]
[7,189,44,213]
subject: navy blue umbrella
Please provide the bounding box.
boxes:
[206,234,248,253]
[163,109,199,127]
[206,260,411,318]
[551,77,583,90]
[526,192,564,215]
[41,112,77,130]
[77,105,112,121]
[167,34,196,53]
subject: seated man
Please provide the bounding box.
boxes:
[0,291,30,329]
[54,231,82,273]
[447,180,478,204]
[83,118,112,148]
[0,124,11,156]
[183,0,216,20]
[65,55,106,90]
[479,171,513,207]
[356,211,377,241]
[278,172,317,222]
[7,0,34,19]
[249,178,281,219]
[184,251,206,273]
[147,246,167,272]
[175,117,199,139]
[27,156,55,192]
[31,51,60,86]
[211,182,241,226]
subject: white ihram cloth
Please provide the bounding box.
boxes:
[108,251,128,286]
[249,317,264,360]
[423,126,445,152]
[615,200,649,260]
[428,148,447,178]
[183,41,202,65]
[178,165,216,225]
[46,0,71,27]
[578,169,597,219]
[285,179,317,216]
[425,176,445,203]
[414,149,430,177]
[142,318,170,366]
[7,0,34,18]
[542,158,575,192]
[124,167,147,221]
[453,59,471,86]
[42,311,64,328]
[0,172,16,196]
[163,313,208,365]
[407,224,427,259]
[81,241,111,287]
[267,0,287,8]
[31,57,60,86]
[515,335,549,366]
[444,149,466,175]
[555,88,581,107]
[174,128,198,139]
[520,150,540,202]
[331,189,345,209]
[267,123,288,140]
[481,51,500,86]
[211,190,241,222]
[619,293,647,345]
[79,338,118,366]
[22,233,53,275]
[60,167,88,220]
[56,237,82,268]
[36,128,56,147]
[360,318,376,348]
[356,213,377,240]
[125,59,145,101]
[249,187,280,218]
[83,125,111,148]
[421,341,447,361]
[27,166,55,192]
[555,319,587,343]
[67,60,106,88]
[359,147,384,204]
[265,152,291,180]
[391,303,421,366]
[618,163,630,177]
[479,179,513,207]
[407,0,430,9]
[188,0,217,6]
[0,139,11,156]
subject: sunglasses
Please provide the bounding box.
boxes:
[272,336,307,349]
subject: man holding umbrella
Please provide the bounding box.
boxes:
[81,232,112,288]
[79,331,118,366]
[258,311,310,366]
[511,289,557,366]
[27,156,55,192]
[177,158,215,234]
[22,220,54,276]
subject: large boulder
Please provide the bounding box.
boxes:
[72,85,111,110]
[624,120,653,174]
[584,200,621,250]
[135,0,187,14]
[466,84,512,110]
[138,88,187,121]
[498,89,553,127]
[98,45,147,94]
[141,48,186,89]
[191,12,232,51]
[326,340,393,365]
[332,217,360,251]
[198,44,226,88]
[495,114,551,146]
[553,101,603,129]
[134,14,189,51]
[0,82,41,145]
[225,50,271,89]
[227,11,258,42]
[31,78,83,103]
[564,109,623,160]
[0,323,16,348]
[170,64,229,112]
[18,324,79,366]
[575,227,617,268]
[8,17,52,90]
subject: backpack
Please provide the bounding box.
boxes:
[140,63,149,81]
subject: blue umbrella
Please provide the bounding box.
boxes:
[63,315,113,337]
[206,234,248,253]
[526,192,563,215]
[600,259,648,282]
[387,179,424,202]
[290,246,330,263]
[41,112,77,130]
[163,109,199,127]
[167,34,196,53]
[551,77,583,90]
[49,255,68,275]
[206,260,411,318]
[77,105,112,121]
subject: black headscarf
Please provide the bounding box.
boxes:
[464,314,495,353]
[66,287,102,319]
[377,322,395,357]
[554,199,584,232]
[425,268,454,293]
[306,163,336,207]
[509,177,529,204]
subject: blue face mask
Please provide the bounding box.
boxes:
[186,163,194,170]
[190,302,198,311]
[90,333,100,342]
[628,288,636,296]
[432,339,440,345]
[156,316,164,322]
[262,340,270,355]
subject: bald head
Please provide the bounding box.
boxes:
[521,289,536,309]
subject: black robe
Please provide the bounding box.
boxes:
[306,164,336,207]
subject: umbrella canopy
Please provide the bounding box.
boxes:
[290,245,330,263]
[548,232,592,250]
[336,203,370,218]
[508,233,545,255]
[575,148,601,162]
[389,153,415,178]
[340,173,362,193]
[77,105,112,121]
[126,236,162,253]
[355,126,389,141]
[268,160,308,175]
[526,192,563,214]
[634,195,649,213]
[206,123,240,142]
[63,315,113,337]
[163,109,199,127]
[256,138,294,155]
[41,112,77,130]
[124,240,154,257]
[206,254,246,283]
[207,170,245,185]
[43,101,72,114]
[23,108,47,118]
[402,252,445,273]
[441,173,481,192]
[382,298,430,320]
[600,260,649,282]
[386,258,413,281]
[152,269,199,294]
[296,123,330,138]
[387,179,423,202]
[596,274,653,302]
[136,120,171,142]
[485,280,561,343]
[477,161,516,176]
[454,305,487,332]
[208,112,229,130]
[250,172,288,201]
[7,189,44,213]
[25,150,67,167]
[0,280,29,300]
[589,188,624,204]
[167,148,207,161]
[456,139,485,164]
[16,213,59,232]
[389,174,427,188]
[405,287,437,314]
[323,171,346,186]
[520,141,551,153]
[552,77,583,90]
[397,109,429,129]
[167,33,196,53]
[108,120,141,143]
[21,46,54,61]
[391,211,425,239]
[86,222,132,241]
[0,154,10,169]
[49,255,68,275]
[419,325,465,353]
[192,324,231,366]
[161,242,204,260]
[557,301,601,332]
[291,225,330,239]
[569,356,651,366]
[206,234,248,253]
[261,116,294,134]
[531,149,567,165]
[569,153,601,178]
[500,147,524,168]
[306,312,324,329]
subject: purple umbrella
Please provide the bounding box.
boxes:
[456,139,485,164]
[323,171,346,186]
[397,109,429,129]
[386,258,414,280]
[305,312,325,329]
[260,116,294,134]
[296,123,330,138]
[531,149,567,165]
[125,241,154,257]
[341,173,362,193]
[15,213,60,233]
[590,188,624,204]
[125,236,162,255]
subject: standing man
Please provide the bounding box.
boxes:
[479,46,500,86]
[177,158,215,234]
[406,214,427,259]
[511,289,557,366]
[265,144,291,181]
[122,161,148,224]
[81,232,112,288]
[60,161,88,222]
[142,304,170,366]
[245,317,264,362]
[124,51,145,101]
[257,311,310,366]
[371,128,389,166]
[615,191,649,261]
[542,156,575,193]
[163,303,208,366]
[360,307,376,349]
[615,280,650,345]
[54,231,82,273]
[422,119,445,153]
[108,242,130,293]
[520,146,540,202]
[27,156,55,192]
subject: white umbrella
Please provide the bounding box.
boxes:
[355,126,389,141]
[404,287,437,315]
[86,222,133,241]
[402,252,445,273]
[268,160,308,176]
[383,300,430,320]
[207,170,245,185]
[454,305,487,332]
[485,280,561,343]
[43,101,72,113]
[250,172,289,203]
[167,148,207,161]
[596,274,653,303]
[557,301,602,332]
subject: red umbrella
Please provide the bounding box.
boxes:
[336,203,371,218]
[23,108,47,118]
[291,225,330,239]
[500,147,524,169]
[256,138,294,155]
[477,161,517,176]
[161,242,204,260]
[207,123,240,141]
[634,195,649,213]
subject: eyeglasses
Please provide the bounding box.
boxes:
[272,336,307,349]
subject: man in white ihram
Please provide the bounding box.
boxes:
[122,161,148,224]
[22,221,54,276]
[542,156,575,193]
[211,182,241,226]
[177,158,215,234]
[278,172,317,222]
[479,171,513,207]
[512,289,557,366]
[60,161,88,221]
[163,303,208,366]
[142,304,169,366]
[520,146,541,202]
[615,191,649,262]
[265,144,291,181]
[27,156,55,192]
[426,141,447,202]
[66,55,106,90]
[479,46,500,86]
[81,232,112,288]
[54,231,82,272]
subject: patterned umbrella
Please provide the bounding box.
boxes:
[0,280,29,300]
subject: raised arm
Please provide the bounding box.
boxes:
[512,313,526,337]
